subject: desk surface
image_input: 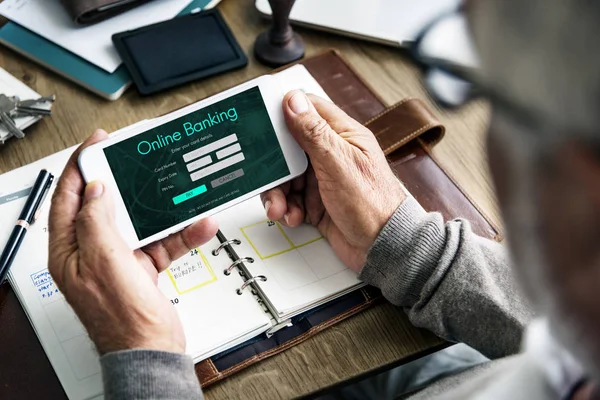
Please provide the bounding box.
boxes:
[0,0,498,398]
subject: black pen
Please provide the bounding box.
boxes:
[0,169,54,284]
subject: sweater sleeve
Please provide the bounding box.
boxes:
[100,350,204,399]
[359,196,533,359]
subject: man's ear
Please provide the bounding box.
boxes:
[537,140,600,282]
[563,143,600,210]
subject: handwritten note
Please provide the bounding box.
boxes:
[30,268,62,305]
[167,250,217,294]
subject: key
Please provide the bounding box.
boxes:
[0,112,25,139]
[0,94,17,114]
[13,95,55,117]
[14,105,52,116]
[17,95,56,108]
[0,95,23,139]
[0,93,55,144]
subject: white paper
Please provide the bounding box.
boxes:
[0,0,193,73]
[256,0,461,45]
[0,122,270,400]
[218,197,362,319]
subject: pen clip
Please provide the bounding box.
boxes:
[33,175,54,223]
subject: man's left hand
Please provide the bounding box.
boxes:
[48,130,219,355]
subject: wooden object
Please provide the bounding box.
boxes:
[253,0,304,67]
[0,0,498,398]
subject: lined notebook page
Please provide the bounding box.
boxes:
[217,197,362,318]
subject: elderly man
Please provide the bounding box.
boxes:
[47,0,600,398]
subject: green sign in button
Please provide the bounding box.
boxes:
[172,185,207,205]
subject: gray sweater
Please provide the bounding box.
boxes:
[100,196,535,399]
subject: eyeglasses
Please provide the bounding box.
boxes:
[409,8,542,130]
[409,8,481,109]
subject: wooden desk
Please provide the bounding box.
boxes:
[0,1,498,398]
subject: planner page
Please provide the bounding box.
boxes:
[217,197,363,320]
[0,63,337,399]
[0,147,270,400]
[212,66,363,321]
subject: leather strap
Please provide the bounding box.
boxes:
[365,98,445,155]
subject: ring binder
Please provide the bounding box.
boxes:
[212,239,242,256]
[236,275,267,295]
[224,257,254,276]
[215,230,276,316]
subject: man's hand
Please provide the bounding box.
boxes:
[261,91,406,272]
[48,130,219,355]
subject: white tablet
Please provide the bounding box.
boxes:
[78,75,308,249]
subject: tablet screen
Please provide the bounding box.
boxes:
[103,86,290,240]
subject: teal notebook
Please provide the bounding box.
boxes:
[0,0,215,101]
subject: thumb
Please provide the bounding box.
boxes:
[283,91,344,171]
[76,180,119,248]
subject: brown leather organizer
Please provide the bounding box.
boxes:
[0,49,501,398]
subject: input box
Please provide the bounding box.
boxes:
[186,155,212,173]
[190,152,245,182]
[182,134,238,163]
[216,143,242,160]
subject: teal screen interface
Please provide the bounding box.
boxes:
[103,86,290,240]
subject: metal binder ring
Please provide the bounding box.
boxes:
[223,257,254,276]
[236,275,267,295]
[212,239,242,256]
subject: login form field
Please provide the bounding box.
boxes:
[103,86,290,240]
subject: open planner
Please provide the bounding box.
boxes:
[0,65,364,400]
[0,50,503,399]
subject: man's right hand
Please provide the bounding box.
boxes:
[261,91,406,272]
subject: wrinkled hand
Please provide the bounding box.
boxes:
[261,91,406,272]
[48,130,219,355]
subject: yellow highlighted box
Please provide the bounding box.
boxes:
[167,250,217,294]
[240,220,323,260]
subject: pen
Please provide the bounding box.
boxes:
[0,169,54,284]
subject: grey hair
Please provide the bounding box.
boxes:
[471,0,600,138]
[470,0,600,380]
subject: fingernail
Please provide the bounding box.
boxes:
[284,212,290,225]
[288,91,309,114]
[264,200,272,214]
[84,181,104,200]
[94,129,107,138]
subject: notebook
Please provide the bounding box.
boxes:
[255,0,460,47]
[0,64,364,400]
[0,0,218,100]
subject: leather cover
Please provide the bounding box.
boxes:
[0,49,501,398]
[61,0,156,25]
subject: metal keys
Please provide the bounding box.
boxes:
[0,94,23,140]
[0,94,55,144]
[14,95,55,116]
